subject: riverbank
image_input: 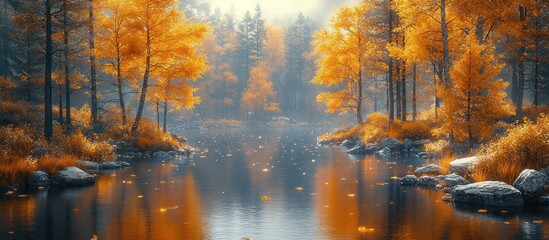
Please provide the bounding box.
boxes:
[319,113,549,207]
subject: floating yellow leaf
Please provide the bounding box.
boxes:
[159,208,168,212]
[533,220,544,224]
[138,195,144,199]
[357,226,375,233]
[295,187,304,191]
[477,209,487,213]
[261,195,270,201]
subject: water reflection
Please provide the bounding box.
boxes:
[0,127,548,239]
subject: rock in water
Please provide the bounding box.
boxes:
[452,181,523,207]
[512,169,549,203]
[318,138,334,145]
[418,176,439,187]
[99,161,130,170]
[28,171,51,187]
[53,167,95,186]
[377,137,403,151]
[438,173,470,187]
[341,140,357,148]
[346,143,379,155]
[449,156,479,176]
[76,160,99,169]
[399,175,418,185]
[415,164,446,177]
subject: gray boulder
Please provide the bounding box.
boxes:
[53,167,95,186]
[409,147,422,154]
[399,175,418,185]
[449,156,479,176]
[153,151,168,158]
[512,169,549,203]
[415,164,446,177]
[452,181,524,207]
[76,160,99,169]
[438,173,470,187]
[28,171,51,187]
[403,138,414,150]
[377,147,392,157]
[99,161,130,170]
[347,143,379,155]
[377,137,404,151]
[418,176,439,187]
[341,140,357,148]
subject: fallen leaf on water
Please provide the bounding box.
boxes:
[503,221,510,225]
[91,234,98,240]
[295,187,304,191]
[138,195,144,199]
[477,209,488,213]
[159,208,168,212]
[533,220,544,224]
[261,195,270,201]
[357,226,375,233]
[347,193,355,197]
[390,176,399,180]
[262,168,270,172]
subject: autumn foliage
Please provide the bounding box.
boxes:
[474,115,549,184]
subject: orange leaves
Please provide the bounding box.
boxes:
[437,36,512,144]
[241,61,280,114]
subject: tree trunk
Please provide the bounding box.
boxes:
[441,0,451,86]
[89,0,98,127]
[401,61,407,121]
[412,63,417,122]
[58,88,63,125]
[515,5,527,120]
[44,0,53,141]
[131,9,151,133]
[163,99,168,133]
[533,40,540,106]
[387,0,394,124]
[155,99,160,130]
[116,59,126,125]
[395,61,401,120]
[356,71,363,124]
[63,0,72,127]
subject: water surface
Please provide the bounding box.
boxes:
[1,127,548,239]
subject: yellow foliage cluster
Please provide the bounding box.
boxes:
[0,125,37,162]
[474,115,549,184]
[53,130,114,163]
[133,120,180,152]
[388,120,432,141]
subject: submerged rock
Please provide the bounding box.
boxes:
[512,169,549,203]
[399,175,418,185]
[415,164,446,177]
[377,147,392,157]
[438,173,470,187]
[346,143,379,155]
[53,167,95,186]
[99,161,130,170]
[418,176,439,187]
[452,181,523,207]
[449,156,479,176]
[28,171,51,187]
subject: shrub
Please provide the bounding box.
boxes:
[0,101,42,126]
[0,159,34,186]
[132,119,180,152]
[474,115,549,184]
[0,125,37,160]
[53,130,114,162]
[388,120,432,141]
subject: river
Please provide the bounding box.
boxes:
[0,126,548,239]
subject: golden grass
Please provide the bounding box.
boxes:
[388,120,433,141]
[36,155,78,175]
[132,119,180,152]
[474,115,549,184]
[53,131,114,162]
[0,158,33,186]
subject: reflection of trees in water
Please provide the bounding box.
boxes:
[314,155,531,239]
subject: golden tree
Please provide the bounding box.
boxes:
[311,2,379,124]
[130,0,208,132]
[437,36,512,149]
[241,61,279,116]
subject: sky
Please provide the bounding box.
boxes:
[203,0,357,24]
